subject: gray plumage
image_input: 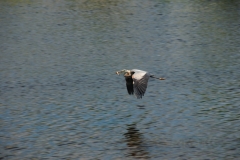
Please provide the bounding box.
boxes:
[116,69,164,99]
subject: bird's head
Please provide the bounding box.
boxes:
[116,69,131,76]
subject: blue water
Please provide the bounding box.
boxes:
[1,0,240,159]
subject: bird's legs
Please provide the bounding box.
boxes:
[150,75,165,80]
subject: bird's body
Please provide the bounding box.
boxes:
[116,69,164,99]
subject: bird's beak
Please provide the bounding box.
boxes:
[116,71,120,75]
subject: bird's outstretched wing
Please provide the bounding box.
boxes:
[132,71,150,99]
[125,76,134,95]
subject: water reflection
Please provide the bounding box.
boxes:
[124,124,150,159]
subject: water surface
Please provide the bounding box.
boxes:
[1,0,240,159]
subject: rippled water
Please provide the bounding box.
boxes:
[1,0,240,159]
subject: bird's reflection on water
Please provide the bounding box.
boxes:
[124,124,150,159]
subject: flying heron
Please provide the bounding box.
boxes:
[116,69,165,99]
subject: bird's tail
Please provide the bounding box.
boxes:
[150,75,165,80]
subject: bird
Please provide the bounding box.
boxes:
[116,69,165,99]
